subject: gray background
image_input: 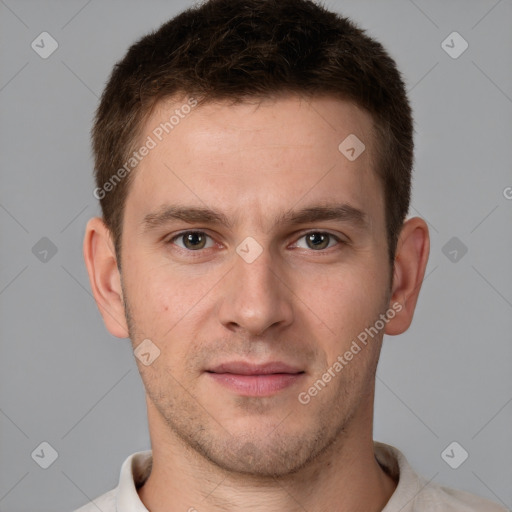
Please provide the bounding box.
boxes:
[0,0,511,510]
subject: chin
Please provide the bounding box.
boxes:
[182,423,340,478]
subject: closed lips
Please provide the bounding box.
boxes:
[206,361,305,375]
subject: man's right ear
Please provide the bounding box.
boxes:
[83,217,129,338]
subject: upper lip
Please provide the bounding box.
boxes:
[207,361,304,375]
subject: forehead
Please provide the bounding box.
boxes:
[126,94,383,230]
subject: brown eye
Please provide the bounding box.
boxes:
[293,231,348,252]
[292,231,342,251]
[305,232,330,250]
[172,231,213,250]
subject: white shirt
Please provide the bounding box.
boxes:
[74,442,507,511]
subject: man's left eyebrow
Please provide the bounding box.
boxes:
[277,204,370,230]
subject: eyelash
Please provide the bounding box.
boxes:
[166,230,346,252]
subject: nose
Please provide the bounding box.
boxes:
[218,246,294,336]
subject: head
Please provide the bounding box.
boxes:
[84,0,429,477]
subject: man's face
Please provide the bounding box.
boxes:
[120,95,392,476]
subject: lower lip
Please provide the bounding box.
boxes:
[207,372,304,396]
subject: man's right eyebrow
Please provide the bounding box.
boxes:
[141,205,233,233]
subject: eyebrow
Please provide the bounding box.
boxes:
[141,203,369,233]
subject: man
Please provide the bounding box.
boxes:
[77,0,506,510]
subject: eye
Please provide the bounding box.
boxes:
[170,231,215,250]
[293,232,341,251]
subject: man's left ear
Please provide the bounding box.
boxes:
[384,217,430,336]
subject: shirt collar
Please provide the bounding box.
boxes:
[376,442,427,511]
[116,450,152,512]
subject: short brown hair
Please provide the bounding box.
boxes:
[92,0,413,270]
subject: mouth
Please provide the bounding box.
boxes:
[205,361,306,397]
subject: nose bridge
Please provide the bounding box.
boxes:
[235,243,275,292]
[218,242,293,335]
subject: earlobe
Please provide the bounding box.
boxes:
[384,217,430,336]
[83,217,129,338]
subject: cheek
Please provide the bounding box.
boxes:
[300,264,386,351]
[122,260,176,334]
[139,276,184,330]
[126,262,217,343]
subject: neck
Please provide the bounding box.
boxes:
[138,400,397,512]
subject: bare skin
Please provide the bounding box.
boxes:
[84,95,429,512]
